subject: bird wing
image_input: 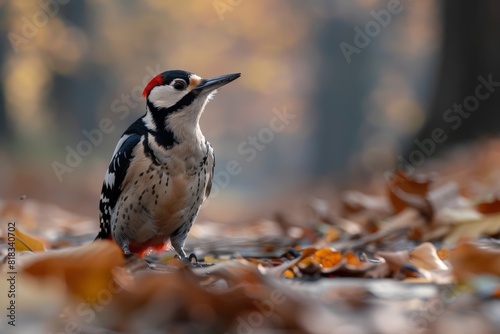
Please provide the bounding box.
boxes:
[205,143,215,198]
[96,133,143,240]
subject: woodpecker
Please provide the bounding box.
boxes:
[95,70,240,262]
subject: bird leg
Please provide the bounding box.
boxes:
[171,233,213,267]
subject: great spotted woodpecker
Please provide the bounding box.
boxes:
[95,70,240,262]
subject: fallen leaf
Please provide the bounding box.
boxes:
[443,214,500,245]
[437,248,450,260]
[263,247,316,278]
[476,194,500,214]
[14,227,46,252]
[449,242,500,284]
[297,256,321,275]
[344,252,363,268]
[283,269,294,279]
[313,248,342,269]
[410,242,448,271]
[20,240,125,301]
[386,169,434,216]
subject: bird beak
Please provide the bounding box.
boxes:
[193,73,241,92]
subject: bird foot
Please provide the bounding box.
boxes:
[175,253,213,267]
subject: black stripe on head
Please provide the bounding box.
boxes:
[166,89,200,112]
[147,89,201,125]
[160,70,191,86]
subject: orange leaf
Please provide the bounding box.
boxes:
[344,252,363,267]
[14,227,46,252]
[449,242,500,284]
[313,248,342,268]
[283,269,294,279]
[437,248,450,261]
[21,240,125,301]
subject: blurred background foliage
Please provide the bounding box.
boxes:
[0,0,498,223]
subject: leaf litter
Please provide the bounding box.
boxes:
[1,142,500,333]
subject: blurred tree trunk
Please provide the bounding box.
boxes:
[50,1,106,134]
[311,15,374,178]
[405,0,500,159]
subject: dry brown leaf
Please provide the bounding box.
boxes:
[386,169,434,216]
[476,194,500,214]
[410,242,448,271]
[443,214,500,245]
[449,242,500,284]
[437,248,450,260]
[20,240,125,301]
[435,207,483,224]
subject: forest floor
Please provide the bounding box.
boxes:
[1,140,500,333]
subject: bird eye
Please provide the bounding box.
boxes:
[173,80,187,90]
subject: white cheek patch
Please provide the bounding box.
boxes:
[149,85,189,109]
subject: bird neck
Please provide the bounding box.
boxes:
[165,111,204,144]
[143,103,204,147]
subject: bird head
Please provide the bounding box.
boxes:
[142,70,240,133]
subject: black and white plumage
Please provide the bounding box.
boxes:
[95,70,240,260]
